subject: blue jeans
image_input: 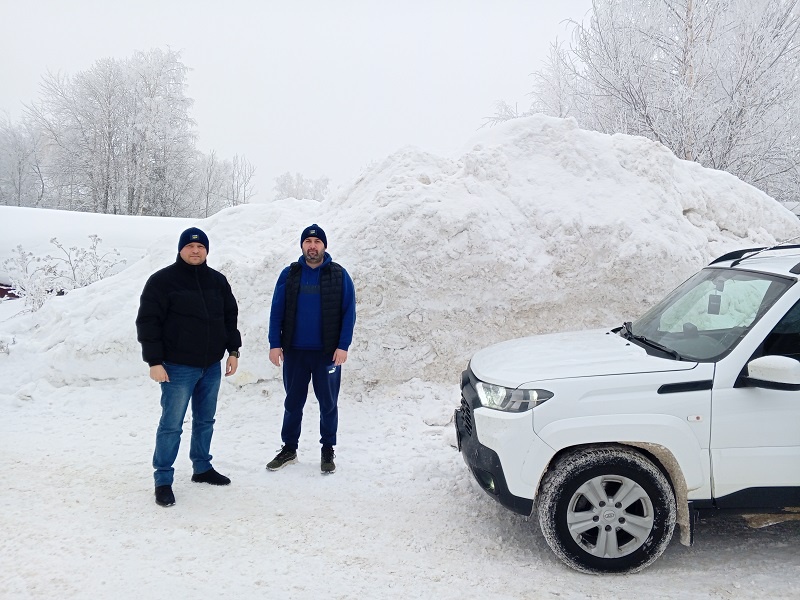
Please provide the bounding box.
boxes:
[281,349,341,450]
[153,361,221,486]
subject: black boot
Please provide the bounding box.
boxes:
[321,446,336,474]
[191,468,231,485]
[155,485,175,507]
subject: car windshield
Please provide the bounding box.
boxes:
[629,267,793,361]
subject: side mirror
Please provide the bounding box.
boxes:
[743,355,800,390]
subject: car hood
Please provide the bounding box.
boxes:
[469,329,699,388]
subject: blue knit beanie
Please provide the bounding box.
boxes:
[300,224,327,247]
[178,227,209,253]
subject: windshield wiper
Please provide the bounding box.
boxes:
[621,321,683,360]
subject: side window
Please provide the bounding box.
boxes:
[762,300,800,360]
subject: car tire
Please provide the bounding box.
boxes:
[537,446,676,574]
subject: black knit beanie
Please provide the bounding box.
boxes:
[300,224,327,247]
[178,227,209,253]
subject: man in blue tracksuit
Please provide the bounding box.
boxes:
[266,224,356,474]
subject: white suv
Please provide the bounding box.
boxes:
[455,244,800,573]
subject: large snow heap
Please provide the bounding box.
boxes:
[2,115,798,388]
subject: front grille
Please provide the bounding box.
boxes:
[460,396,473,435]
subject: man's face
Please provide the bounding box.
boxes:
[302,236,325,266]
[179,242,207,265]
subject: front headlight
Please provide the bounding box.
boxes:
[475,382,553,412]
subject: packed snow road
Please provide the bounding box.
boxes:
[2,378,799,599]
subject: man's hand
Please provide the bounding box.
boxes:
[225,356,238,377]
[269,348,284,367]
[333,349,348,366]
[149,365,169,383]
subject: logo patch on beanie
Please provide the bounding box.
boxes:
[191,234,198,240]
[309,229,316,235]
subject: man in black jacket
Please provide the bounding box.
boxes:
[136,227,242,507]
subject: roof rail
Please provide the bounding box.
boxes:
[709,239,800,266]
[710,246,768,265]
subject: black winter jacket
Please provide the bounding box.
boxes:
[136,256,241,368]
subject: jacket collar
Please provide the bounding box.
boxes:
[175,254,209,272]
[298,252,331,270]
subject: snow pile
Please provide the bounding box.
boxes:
[326,116,800,383]
[2,115,798,389]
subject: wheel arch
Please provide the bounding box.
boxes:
[536,414,704,490]
[535,443,680,573]
[537,441,693,548]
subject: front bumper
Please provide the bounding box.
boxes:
[455,392,534,517]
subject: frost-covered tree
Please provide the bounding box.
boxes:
[226,154,256,207]
[0,116,44,207]
[190,151,257,215]
[30,59,128,213]
[486,43,577,127]
[0,48,256,217]
[195,150,226,217]
[501,0,800,203]
[273,171,329,202]
[124,49,197,216]
[24,48,197,215]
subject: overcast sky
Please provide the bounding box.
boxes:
[0,0,593,201]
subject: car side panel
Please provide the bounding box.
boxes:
[536,414,709,495]
[711,386,800,496]
[528,366,714,497]
[709,285,800,498]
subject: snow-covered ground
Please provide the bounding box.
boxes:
[2,116,800,598]
[0,208,197,285]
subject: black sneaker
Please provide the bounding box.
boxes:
[155,485,175,507]
[191,468,231,485]
[267,445,297,471]
[321,446,336,474]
